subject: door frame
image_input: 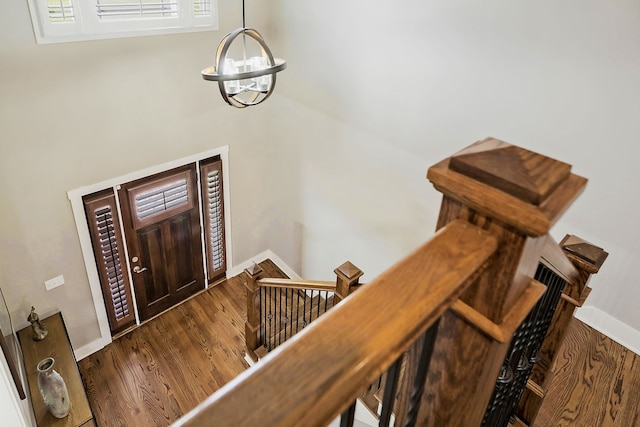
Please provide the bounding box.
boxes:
[67,146,232,357]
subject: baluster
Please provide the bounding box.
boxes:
[260,287,264,353]
[294,289,299,334]
[288,288,293,340]
[278,287,282,348]
[379,357,402,427]
[284,286,288,341]
[267,287,273,351]
[404,319,440,427]
[340,401,356,427]
[270,287,274,350]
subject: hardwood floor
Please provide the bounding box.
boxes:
[79,261,639,427]
[534,319,640,427]
[78,260,286,427]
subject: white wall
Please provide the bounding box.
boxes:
[0,0,276,350]
[267,1,640,341]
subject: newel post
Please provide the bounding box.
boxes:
[333,261,364,304]
[401,138,589,426]
[244,263,263,356]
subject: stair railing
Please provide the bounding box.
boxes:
[514,234,607,426]
[174,218,500,427]
[244,261,363,357]
[174,138,595,427]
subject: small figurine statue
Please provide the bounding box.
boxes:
[28,306,48,341]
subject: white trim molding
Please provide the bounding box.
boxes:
[226,250,301,280]
[575,306,640,356]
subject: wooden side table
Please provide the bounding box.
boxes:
[18,312,95,427]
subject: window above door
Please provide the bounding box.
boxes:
[126,168,195,229]
[27,0,218,44]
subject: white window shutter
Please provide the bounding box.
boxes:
[200,158,226,281]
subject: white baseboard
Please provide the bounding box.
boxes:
[227,249,301,279]
[74,250,299,360]
[326,400,381,427]
[575,306,640,356]
[74,336,110,360]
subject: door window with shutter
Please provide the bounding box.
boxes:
[83,190,136,334]
[200,157,226,282]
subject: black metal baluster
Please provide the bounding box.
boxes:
[294,289,299,334]
[267,288,273,351]
[340,401,357,427]
[278,287,282,348]
[274,287,278,348]
[404,319,440,427]
[284,286,288,341]
[259,287,264,348]
[379,357,402,427]
[273,287,276,348]
[288,288,293,340]
[481,262,570,427]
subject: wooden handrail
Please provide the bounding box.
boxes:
[257,278,336,292]
[173,219,498,427]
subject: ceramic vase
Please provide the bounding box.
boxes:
[37,357,70,418]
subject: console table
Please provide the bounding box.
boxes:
[18,312,95,427]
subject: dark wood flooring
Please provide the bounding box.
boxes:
[78,260,287,427]
[78,261,640,426]
[534,318,640,427]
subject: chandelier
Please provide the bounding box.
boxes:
[201,0,286,108]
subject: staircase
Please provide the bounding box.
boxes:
[244,259,361,361]
[243,259,395,426]
[174,138,609,427]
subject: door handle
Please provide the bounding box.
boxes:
[133,266,148,274]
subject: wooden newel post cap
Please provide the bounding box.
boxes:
[448,138,572,205]
[334,261,364,283]
[427,137,588,236]
[560,235,609,274]
[244,263,263,292]
[244,262,263,278]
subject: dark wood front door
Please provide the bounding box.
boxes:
[119,164,204,321]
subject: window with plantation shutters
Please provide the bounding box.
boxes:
[134,178,188,220]
[84,190,136,334]
[27,0,217,44]
[200,157,226,282]
[95,0,179,20]
[126,169,195,230]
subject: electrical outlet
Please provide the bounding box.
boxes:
[45,275,65,291]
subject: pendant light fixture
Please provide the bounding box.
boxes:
[201,0,286,108]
